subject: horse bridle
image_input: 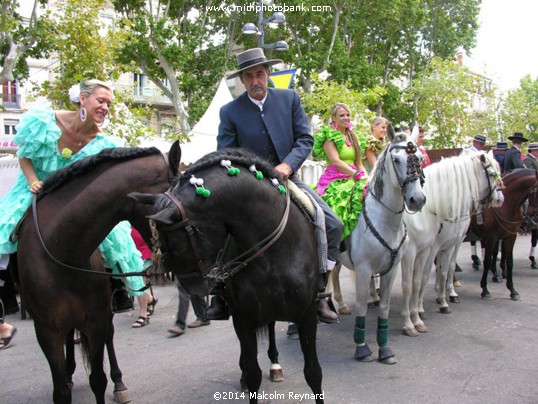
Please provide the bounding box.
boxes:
[368,141,425,214]
[362,141,424,275]
[157,184,291,281]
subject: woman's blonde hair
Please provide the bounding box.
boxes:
[80,79,113,99]
[370,116,389,132]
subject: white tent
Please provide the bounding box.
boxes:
[181,78,233,164]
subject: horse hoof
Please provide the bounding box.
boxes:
[378,347,396,365]
[492,276,502,283]
[415,324,429,333]
[240,377,248,392]
[270,369,284,383]
[453,280,461,287]
[449,296,460,304]
[354,344,374,362]
[338,305,352,315]
[379,356,397,365]
[481,292,491,299]
[511,293,521,301]
[439,306,451,314]
[113,389,131,404]
[402,327,419,337]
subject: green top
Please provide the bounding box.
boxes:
[313,126,365,164]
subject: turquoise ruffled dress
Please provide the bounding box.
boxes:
[0,104,146,296]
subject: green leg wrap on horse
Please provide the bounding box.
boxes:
[377,317,389,347]
[354,316,366,344]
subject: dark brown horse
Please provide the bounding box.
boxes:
[13,145,179,404]
[132,148,324,404]
[470,168,538,300]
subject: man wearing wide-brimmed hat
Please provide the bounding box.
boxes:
[214,48,343,325]
[504,132,529,172]
[492,141,508,173]
[461,134,486,155]
[523,142,538,170]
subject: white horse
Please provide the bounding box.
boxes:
[400,152,504,337]
[337,126,427,364]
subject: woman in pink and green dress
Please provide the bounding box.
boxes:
[314,103,369,240]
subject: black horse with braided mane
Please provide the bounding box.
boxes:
[132,147,325,404]
[12,145,179,404]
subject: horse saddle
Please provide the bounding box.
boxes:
[287,180,328,274]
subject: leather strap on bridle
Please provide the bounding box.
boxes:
[160,182,291,281]
[30,196,150,287]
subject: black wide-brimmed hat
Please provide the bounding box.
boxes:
[493,141,508,150]
[227,48,282,79]
[508,132,529,142]
[473,134,487,143]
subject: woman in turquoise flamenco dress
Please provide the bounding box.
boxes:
[0,79,155,328]
[314,103,369,240]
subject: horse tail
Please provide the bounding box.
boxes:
[7,253,20,285]
[79,332,92,374]
[256,324,269,340]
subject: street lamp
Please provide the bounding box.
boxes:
[241,0,289,51]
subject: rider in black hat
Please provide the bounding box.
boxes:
[503,132,529,172]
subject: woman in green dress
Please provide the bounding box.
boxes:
[0,79,155,328]
[314,103,368,240]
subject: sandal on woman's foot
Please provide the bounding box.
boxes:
[132,316,149,328]
[0,327,18,350]
[147,296,158,317]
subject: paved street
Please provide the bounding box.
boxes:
[3,234,538,403]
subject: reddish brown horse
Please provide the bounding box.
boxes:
[470,168,538,300]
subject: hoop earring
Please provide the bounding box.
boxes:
[79,107,87,122]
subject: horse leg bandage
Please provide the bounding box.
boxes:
[354,316,366,345]
[376,317,389,348]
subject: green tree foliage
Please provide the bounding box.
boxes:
[111,0,237,132]
[32,0,158,144]
[264,0,480,118]
[499,75,538,141]
[300,75,382,140]
[0,0,55,84]
[410,56,497,148]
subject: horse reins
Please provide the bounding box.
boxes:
[159,184,291,281]
[24,151,174,290]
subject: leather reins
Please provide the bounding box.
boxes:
[26,151,174,288]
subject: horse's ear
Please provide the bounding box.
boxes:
[128,192,159,206]
[168,141,182,176]
[387,123,395,142]
[147,207,177,226]
[410,124,419,144]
